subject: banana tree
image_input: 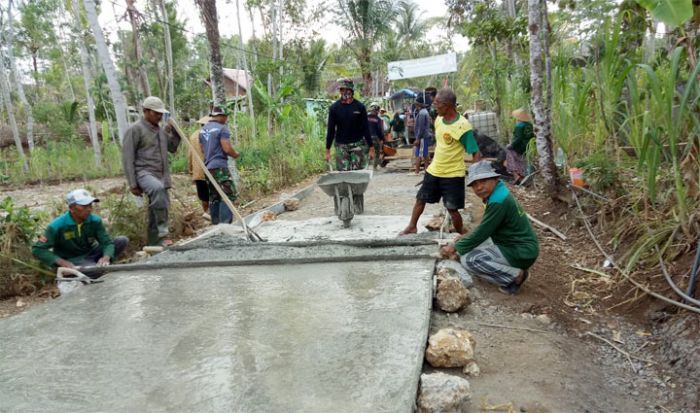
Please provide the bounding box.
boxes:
[635,0,693,28]
[253,78,295,135]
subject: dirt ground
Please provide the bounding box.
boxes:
[1,167,698,412]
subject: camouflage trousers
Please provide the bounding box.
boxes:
[334,141,368,171]
[207,168,237,225]
[371,136,383,169]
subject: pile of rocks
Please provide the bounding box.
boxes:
[417,258,478,412]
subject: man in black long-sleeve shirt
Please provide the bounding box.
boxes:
[325,78,374,171]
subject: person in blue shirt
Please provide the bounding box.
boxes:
[199,107,241,225]
[32,189,128,269]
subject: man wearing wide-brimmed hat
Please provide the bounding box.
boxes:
[32,189,129,269]
[325,78,374,171]
[122,96,181,246]
[440,161,539,294]
[200,106,240,225]
[506,108,535,184]
[188,115,211,215]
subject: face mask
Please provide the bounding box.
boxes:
[341,90,353,102]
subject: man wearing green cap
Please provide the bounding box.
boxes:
[440,160,539,294]
[325,78,374,171]
[122,96,181,246]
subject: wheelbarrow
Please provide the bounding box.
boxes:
[317,170,372,228]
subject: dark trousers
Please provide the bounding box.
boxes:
[77,236,129,266]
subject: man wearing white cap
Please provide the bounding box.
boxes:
[32,189,128,269]
[440,161,539,294]
[121,96,181,246]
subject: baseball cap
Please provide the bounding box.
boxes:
[65,189,99,206]
[142,96,169,114]
[337,78,354,90]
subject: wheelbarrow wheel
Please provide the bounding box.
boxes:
[339,196,353,227]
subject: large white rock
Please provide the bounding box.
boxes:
[436,276,471,312]
[437,260,474,288]
[425,328,476,368]
[417,372,471,413]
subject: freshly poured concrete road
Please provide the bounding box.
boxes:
[1,260,433,412]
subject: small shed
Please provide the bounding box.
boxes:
[205,68,253,100]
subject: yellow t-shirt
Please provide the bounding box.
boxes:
[427,115,473,178]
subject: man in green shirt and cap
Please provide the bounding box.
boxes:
[32,189,128,269]
[439,161,539,294]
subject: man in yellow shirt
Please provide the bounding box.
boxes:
[400,88,480,235]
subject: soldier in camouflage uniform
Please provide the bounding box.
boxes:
[325,78,373,171]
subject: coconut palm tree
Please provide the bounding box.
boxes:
[336,0,395,96]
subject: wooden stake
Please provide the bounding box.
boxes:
[527,213,567,240]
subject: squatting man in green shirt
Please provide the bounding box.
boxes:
[32,189,128,269]
[439,161,539,294]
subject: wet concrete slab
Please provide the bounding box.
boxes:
[1,260,433,412]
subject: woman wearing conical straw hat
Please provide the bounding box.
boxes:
[505,108,534,184]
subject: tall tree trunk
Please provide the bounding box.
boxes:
[278,0,283,79]
[236,0,257,139]
[5,0,35,153]
[528,0,559,197]
[84,0,130,144]
[157,0,176,118]
[126,0,151,99]
[360,46,372,96]
[247,5,258,69]
[196,0,226,106]
[0,61,28,172]
[71,0,101,166]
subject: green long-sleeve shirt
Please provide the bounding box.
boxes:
[455,180,539,269]
[511,121,534,155]
[32,212,115,266]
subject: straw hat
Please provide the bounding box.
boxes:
[512,108,532,123]
[196,116,211,125]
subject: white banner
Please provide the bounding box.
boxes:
[387,53,457,81]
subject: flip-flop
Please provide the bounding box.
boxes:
[499,270,529,295]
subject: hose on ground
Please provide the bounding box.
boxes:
[571,188,700,315]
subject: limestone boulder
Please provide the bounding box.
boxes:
[425,328,476,368]
[283,198,301,211]
[437,260,474,288]
[436,276,471,312]
[417,372,471,413]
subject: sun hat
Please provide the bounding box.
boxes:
[369,102,380,111]
[196,115,211,125]
[337,78,354,90]
[209,107,229,117]
[379,108,386,113]
[65,189,99,206]
[466,161,501,186]
[142,96,169,114]
[512,108,532,123]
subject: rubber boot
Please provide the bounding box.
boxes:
[153,208,170,246]
[209,202,221,225]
